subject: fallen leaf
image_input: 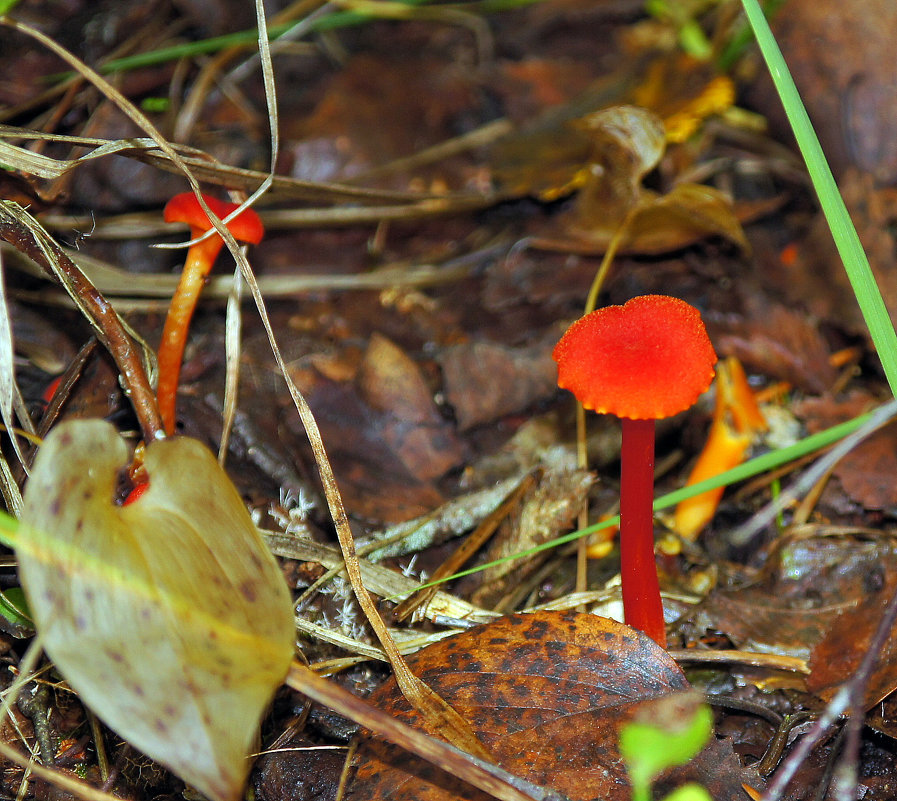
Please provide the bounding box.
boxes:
[491,105,664,205]
[438,336,559,430]
[768,171,897,340]
[15,420,295,801]
[358,333,465,480]
[495,58,597,121]
[693,532,897,659]
[794,392,897,511]
[253,732,346,801]
[495,105,747,255]
[586,182,748,254]
[807,574,897,707]
[489,120,596,202]
[468,467,594,609]
[572,105,667,212]
[349,611,759,801]
[285,53,481,188]
[716,300,836,394]
[693,592,834,661]
[867,694,897,740]
[293,365,448,521]
[760,0,897,182]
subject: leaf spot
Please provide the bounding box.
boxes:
[239,580,258,602]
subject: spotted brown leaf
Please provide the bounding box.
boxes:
[349,611,759,801]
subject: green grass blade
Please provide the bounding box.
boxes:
[393,404,889,594]
[739,0,897,397]
[94,0,543,75]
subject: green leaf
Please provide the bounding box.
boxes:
[0,587,32,628]
[140,96,170,112]
[620,692,713,801]
[678,20,712,60]
[740,0,897,397]
[662,783,714,801]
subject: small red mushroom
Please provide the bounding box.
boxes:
[158,193,264,435]
[41,375,63,407]
[123,481,149,505]
[122,442,149,505]
[553,295,717,647]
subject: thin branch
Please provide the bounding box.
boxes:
[0,203,163,442]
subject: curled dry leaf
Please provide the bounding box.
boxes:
[438,337,560,431]
[17,420,295,801]
[491,105,665,206]
[493,105,747,255]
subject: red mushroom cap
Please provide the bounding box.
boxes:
[553,295,717,420]
[163,193,264,244]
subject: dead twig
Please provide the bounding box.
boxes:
[284,660,570,801]
[761,578,897,800]
[0,203,163,442]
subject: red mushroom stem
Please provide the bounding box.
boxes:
[619,417,665,647]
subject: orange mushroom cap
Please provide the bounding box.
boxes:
[553,295,717,420]
[163,193,264,244]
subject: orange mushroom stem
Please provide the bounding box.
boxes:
[157,193,264,435]
[674,356,767,540]
[553,295,717,647]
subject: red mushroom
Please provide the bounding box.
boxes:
[123,481,149,505]
[158,193,264,435]
[553,295,716,647]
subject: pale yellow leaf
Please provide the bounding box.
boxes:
[18,420,294,801]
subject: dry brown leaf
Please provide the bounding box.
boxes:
[717,301,836,394]
[358,333,465,480]
[807,574,897,707]
[493,105,747,255]
[694,532,897,660]
[349,611,759,801]
[491,105,665,205]
[438,337,559,431]
[793,392,897,511]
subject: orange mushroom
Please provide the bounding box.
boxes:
[157,193,264,435]
[674,356,767,540]
[553,295,716,647]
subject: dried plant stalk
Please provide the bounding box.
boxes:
[0,202,163,441]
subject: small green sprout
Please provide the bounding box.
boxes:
[140,97,171,113]
[0,587,32,629]
[620,692,714,801]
